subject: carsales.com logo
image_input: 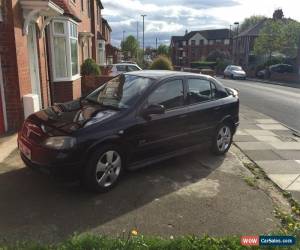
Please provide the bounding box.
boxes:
[241,236,296,246]
[241,236,259,246]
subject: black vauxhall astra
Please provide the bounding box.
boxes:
[18,70,239,192]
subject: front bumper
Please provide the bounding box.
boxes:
[18,135,83,178]
[233,75,246,79]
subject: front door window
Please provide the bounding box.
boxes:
[148,80,184,110]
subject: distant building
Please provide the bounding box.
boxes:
[232,19,267,68]
[170,29,231,67]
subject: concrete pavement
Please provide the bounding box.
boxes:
[0,142,280,243]
[0,133,17,163]
[235,105,300,203]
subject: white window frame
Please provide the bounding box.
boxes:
[0,0,3,22]
[50,18,80,82]
[98,40,106,66]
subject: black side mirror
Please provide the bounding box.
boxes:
[142,104,165,117]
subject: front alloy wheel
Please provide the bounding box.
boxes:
[212,124,233,155]
[96,150,121,188]
[84,146,123,192]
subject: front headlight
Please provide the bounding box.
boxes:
[43,136,77,150]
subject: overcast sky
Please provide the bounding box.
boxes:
[101,0,300,48]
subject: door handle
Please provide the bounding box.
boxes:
[214,106,222,111]
[179,114,188,119]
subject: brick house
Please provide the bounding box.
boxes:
[232,19,267,68]
[171,29,231,67]
[0,0,116,135]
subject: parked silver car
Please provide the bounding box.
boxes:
[224,65,246,80]
[109,63,142,76]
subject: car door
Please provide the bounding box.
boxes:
[185,78,225,145]
[129,78,190,163]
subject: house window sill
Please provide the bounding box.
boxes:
[53,74,81,82]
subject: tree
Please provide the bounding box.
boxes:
[273,9,284,20]
[239,15,266,33]
[281,20,300,58]
[121,35,139,60]
[157,44,170,57]
[254,20,285,60]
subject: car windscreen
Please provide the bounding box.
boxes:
[85,75,153,109]
[231,66,242,71]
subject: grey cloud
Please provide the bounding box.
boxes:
[102,0,235,47]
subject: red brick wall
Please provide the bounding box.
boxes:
[0,0,53,132]
[0,0,23,131]
[52,78,82,103]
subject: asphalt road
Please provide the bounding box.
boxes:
[219,78,300,132]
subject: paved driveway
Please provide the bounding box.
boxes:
[0,147,279,244]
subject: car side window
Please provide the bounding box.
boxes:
[128,65,139,72]
[148,79,184,110]
[116,65,126,72]
[187,79,212,104]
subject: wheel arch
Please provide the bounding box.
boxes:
[84,135,132,167]
[220,115,235,129]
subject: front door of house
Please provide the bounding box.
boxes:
[27,22,42,108]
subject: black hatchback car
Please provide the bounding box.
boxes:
[18,71,239,192]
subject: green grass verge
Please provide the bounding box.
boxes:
[1,233,300,250]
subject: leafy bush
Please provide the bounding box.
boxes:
[150,55,173,70]
[190,61,217,69]
[81,58,101,76]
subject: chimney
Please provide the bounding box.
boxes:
[185,30,188,35]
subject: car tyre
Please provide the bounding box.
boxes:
[231,74,234,80]
[211,123,233,155]
[83,145,124,193]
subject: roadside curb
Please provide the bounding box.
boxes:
[246,78,300,89]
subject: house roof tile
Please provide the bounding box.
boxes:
[172,29,230,42]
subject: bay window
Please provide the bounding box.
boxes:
[50,18,79,81]
[98,40,106,65]
[0,0,3,22]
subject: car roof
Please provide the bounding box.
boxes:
[114,63,138,66]
[125,70,213,80]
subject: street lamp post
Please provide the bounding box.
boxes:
[141,14,146,65]
[234,22,240,36]
[122,30,126,43]
[233,22,239,64]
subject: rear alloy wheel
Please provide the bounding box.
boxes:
[84,146,123,192]
[212,124,233,155]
